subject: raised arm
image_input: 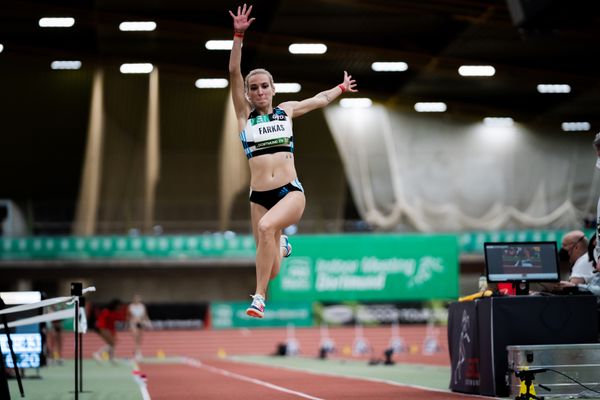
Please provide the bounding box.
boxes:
[279,71,358,119]
[228,4,255,120]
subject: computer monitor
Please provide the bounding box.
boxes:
[484,241,560,295]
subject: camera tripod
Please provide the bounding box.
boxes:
[514,368,550,400]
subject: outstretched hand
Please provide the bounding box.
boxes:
[340,71,358,93]
[229,4,255,33]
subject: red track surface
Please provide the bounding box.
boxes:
[61,325,473,399]
[143,358,477,400]
[64,325,450,366]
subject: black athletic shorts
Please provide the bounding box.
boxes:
[249,180,304,210]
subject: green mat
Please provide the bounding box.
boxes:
[9,356,599,400]
[230,355,452,391]
[7,359,143,400]
[230,355,600,400]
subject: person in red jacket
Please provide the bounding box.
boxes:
[93,299,123,362]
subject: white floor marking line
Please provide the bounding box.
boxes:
[180,357,325,400]
[227,357,499,399]
[135,376,152,400]
[131,360,152,400]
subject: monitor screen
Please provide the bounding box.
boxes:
[0,291,43,369]
[484,241,560,283]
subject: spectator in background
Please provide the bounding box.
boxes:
[588,234,597,268]
[0,204,7,236]
[45,305,64,365]
[559,235,600,295]
[93,299,123,362]
[594,133,600,265]
[558,230,595,284]
[580,235,600,295]
[128,294,151,361]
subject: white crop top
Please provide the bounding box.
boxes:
[128,303,146,319]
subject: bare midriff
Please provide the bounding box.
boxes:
[248,152,298,191]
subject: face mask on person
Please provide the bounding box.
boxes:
[558,248,570,262]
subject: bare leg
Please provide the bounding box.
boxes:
[132,326,142,359]
[270,228,283,280]
[98,328,115,347]
[96,329,116,360]
[47,329,57,361]
[251,221,285,281]
[251,191,305,297]
[55,329,63,361]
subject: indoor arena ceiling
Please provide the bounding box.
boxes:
[1,0,600,129]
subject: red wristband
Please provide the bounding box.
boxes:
[234,32,244,38]
[338,84,346,93]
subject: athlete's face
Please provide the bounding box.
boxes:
[247,73,274,108]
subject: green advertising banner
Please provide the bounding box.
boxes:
[211,301,313,329]
[0,234,256,260]
[458,229,594,253]
[0,230,588,261]
[270,234,459,302]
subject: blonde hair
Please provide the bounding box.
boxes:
[244,68,275,95]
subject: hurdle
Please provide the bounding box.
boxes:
[285,323,300,356]
[422,313,442,355]
[388,321,407,354]
[352,323,372,356]
[0,283,95,400]
[318,323,335,359]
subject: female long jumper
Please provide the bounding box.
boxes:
[228,4,358,318]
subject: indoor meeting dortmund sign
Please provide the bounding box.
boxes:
[270,234,459,301]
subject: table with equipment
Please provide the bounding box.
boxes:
[448,295,598,397]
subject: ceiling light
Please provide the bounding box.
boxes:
[483,117,514,127]
[51,60,82,70]
[205,40,233,51]
[119,21,157,32]
[561,122,590,131]
[537,84,571,94]
[39,17,75,28]
[458,65,495,77]
[288,43,327,54]
[0,44,3,53]
[120,63,153,74]
[195,78,228,89]
[414,102,447,112]
[340,98,372,108]
[274,83,301,93]
[371,62,408,72]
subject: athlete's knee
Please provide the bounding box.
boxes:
[257,218,276,237]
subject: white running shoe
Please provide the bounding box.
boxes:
[246,294,265,318]
[92,351,104,363]
[280,235,292,258]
